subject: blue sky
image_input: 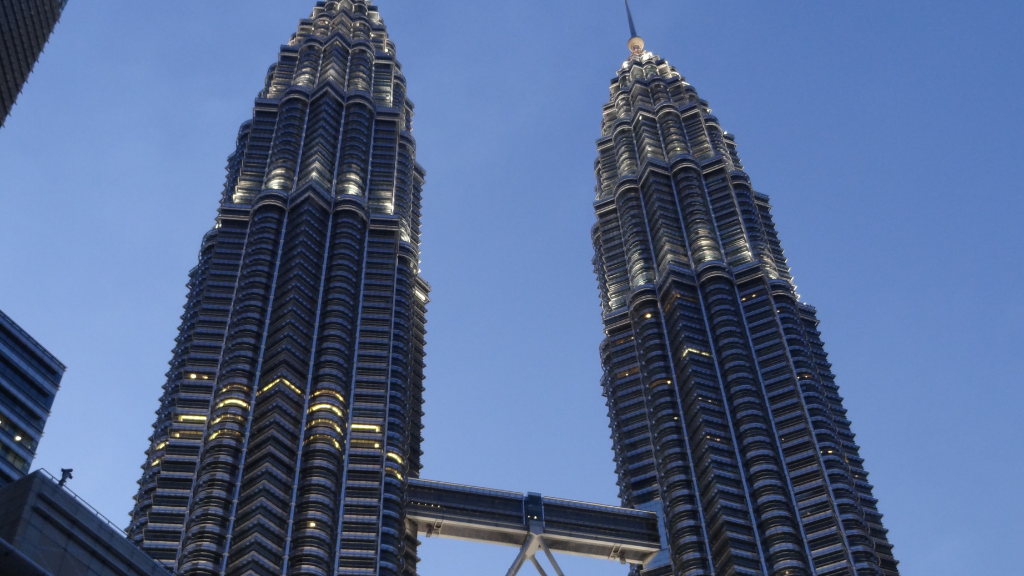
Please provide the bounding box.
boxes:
[1,1,1022,574]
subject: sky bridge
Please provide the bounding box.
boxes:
[406,478,663,575]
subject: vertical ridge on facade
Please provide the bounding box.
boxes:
[592,30,900,576]
[128,3,428,576]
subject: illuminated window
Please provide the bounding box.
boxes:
[216,398,250,410]
[308,403,343,417]
[312,390,344,403]
[307,418,342,433]
[259,378,303,396]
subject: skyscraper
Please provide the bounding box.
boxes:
[0,309,64,487]
[128,2,429,574]
[590,3,899,576]
[0,0,68,127]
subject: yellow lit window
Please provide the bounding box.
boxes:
[258,378,303,396]
[216,398,250,410]
[308,403,343,417]
[211,413,243,425]
[308,433,342,450]
[351,424,381,432]
[387,452,403,464]
[313,390,344,403]
[307,419,342,433]
[179,415,207,423]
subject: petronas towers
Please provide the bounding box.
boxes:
[128,2,900,576]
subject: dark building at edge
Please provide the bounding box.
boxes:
[0,470,167,576]
[0,0,69,127]
[0,309,64,488]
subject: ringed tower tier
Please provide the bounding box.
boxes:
[590,3,900,576]
[128,2,429,575]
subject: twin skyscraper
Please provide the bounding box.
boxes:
[126,2,899,575]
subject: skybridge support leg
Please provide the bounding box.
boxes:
[505,528,569,573]
[506,534,541,576]
[539,537,566,576]
[505,533,566,576]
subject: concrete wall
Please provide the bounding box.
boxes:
[0,471,167,576]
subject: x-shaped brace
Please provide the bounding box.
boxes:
[505,523,566,576]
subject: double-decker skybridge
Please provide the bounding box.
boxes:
[406,479,662,575]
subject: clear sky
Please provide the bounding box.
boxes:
[1,1,1021,574]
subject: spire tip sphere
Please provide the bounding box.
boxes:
[628,35,645,55]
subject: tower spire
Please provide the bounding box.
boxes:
[624,0,645,55]
[625,0,638,38]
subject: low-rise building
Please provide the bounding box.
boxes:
[0,470,167,576]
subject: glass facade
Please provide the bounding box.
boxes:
[0,0,68,127]
[128,3,428,575]
[590,10,900,576]
[0,309,64,487]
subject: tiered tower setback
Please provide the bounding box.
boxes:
[590,3,900,575]
[128,3,428,575]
